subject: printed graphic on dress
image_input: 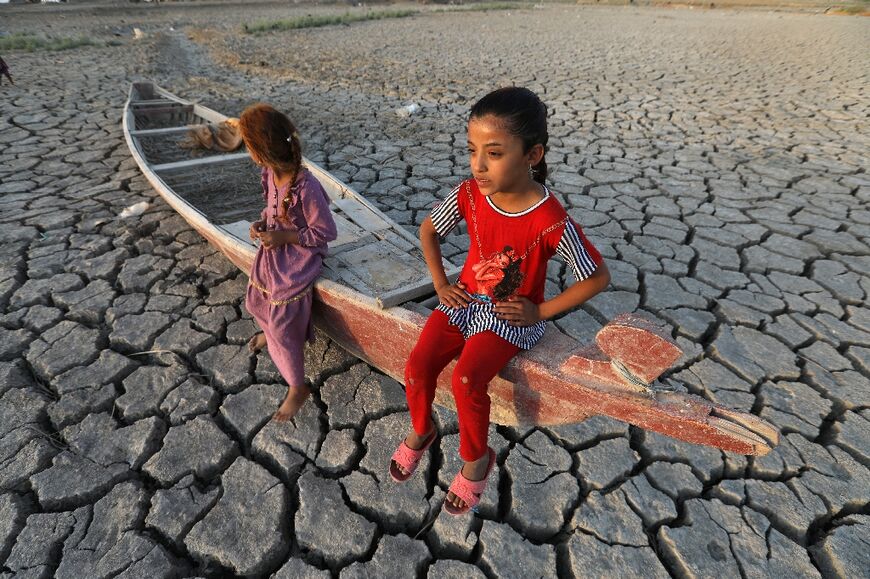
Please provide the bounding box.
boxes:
[470,246,524,302]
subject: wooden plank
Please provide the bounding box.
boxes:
[377,268,460,308]
[338,239,430,295]
[305,160,420,248]
[333,198,392,233]
[152,152,251,173]
[330,212,366,249]
[131,99,180,107]
[133,105,194,116]
[332,263,375,295]
[130,125,207,137]
[376,261,460,308]
[377,229,415,252]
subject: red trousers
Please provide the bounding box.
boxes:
[405,310,520,462]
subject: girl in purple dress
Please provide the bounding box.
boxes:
[238,104,337,421]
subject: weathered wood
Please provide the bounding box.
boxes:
[130,99,179,107]
[151,152,251,173]
[376,268,460,309]
[338,240,429,294]
[306,161,422,248]
[377,229,416,252]
[219,220,253,242]
[329,212,366,249]
[333,197,392,233]
[595,314,682,384]
[132,104,195,116]
[129,125,206,137]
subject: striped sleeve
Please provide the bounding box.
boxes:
[429,184,463,238]
[556,219,602,282]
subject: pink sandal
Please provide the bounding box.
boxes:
[389,429,437,482]
[443,447,496,516]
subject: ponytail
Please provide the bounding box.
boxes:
[532,156,547,185]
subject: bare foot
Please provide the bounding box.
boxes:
[248,332,267,353]
[273,384,311,422]
[392,424,436,477]
[446,453,490,511]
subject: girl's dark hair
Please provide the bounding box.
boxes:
[469,87,548,184]
[239,103,303,179]
[493,246,525,301]
[494,259,524,301]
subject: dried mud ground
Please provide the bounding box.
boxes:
[1,2,869,578]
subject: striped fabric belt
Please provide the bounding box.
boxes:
[248,279,313,306]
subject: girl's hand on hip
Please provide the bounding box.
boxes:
[494,297,541,326]
[436,281,469,309]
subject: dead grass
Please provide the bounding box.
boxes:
[243,9,418,35]
[0,33,112,52]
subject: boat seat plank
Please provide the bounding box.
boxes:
[337,239,431,295]
[333,198,392,233]
[129,125,207,137]
[152,152,251,173]
[214,214,384,253]
[322,262,372,295]
[377,229,416,253]
[376,267,458,308]
[132,105,195,116]
[330,212,366,249]
[131,99,181,107]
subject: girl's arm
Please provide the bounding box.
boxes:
[295,181,337,248]
[261,179,337,249]
[421,216,469,308]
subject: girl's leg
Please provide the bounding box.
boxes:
[245,285,271,352]
[392,310,466,477]
[447,331,520,509]
[249,332,267,353]
[259,294,313,421]
[404,310,466,437]
[270,341,311,422]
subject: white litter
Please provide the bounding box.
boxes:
[119,201,149,219]
[395,103,421,118]
[133,28,145,40]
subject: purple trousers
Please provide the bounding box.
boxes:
[245,283,313,387]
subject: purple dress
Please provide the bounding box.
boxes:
[245,167,337,387]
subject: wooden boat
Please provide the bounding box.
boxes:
[123,82,779,456]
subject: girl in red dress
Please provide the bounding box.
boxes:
[389,87,611,515]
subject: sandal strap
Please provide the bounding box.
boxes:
[391,442,425,471]
[390,431,435,474]
[447,472,489,507]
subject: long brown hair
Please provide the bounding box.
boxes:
[239,103,303,200]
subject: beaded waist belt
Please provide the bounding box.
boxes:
[249,279,313,306]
